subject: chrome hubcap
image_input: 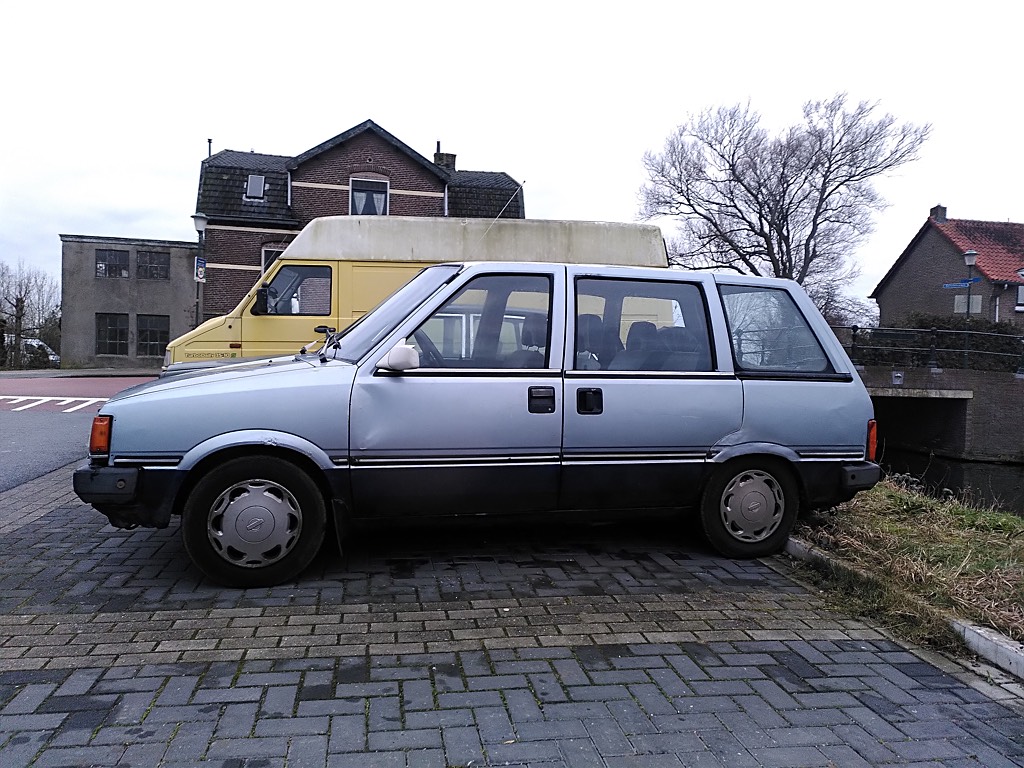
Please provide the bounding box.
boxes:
[719,469,784,543]
[207,479,302,568]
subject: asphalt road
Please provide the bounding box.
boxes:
[0,374,155,491]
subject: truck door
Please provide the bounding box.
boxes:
[560,273,743,511]
[348,267,565,519]
[242,263,336,358]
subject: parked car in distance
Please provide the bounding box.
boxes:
[2,335,59,368]
[74,261,880,587]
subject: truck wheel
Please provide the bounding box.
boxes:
[182,456,326,587]
[700,458,798,559]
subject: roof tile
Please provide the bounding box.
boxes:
[935,218,1024,283]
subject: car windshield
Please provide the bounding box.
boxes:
[327,265,461,362]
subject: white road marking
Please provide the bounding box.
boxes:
[0,395,109,413]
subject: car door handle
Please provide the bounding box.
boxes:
[576,387,603,415]
[528,386,556,414]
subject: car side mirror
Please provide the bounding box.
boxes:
[377,340,420,372]
[252,287,269,315]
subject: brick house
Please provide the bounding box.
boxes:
[195,119,525,318]
[871,205,1024,329]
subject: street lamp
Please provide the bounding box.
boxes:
[963,249,978,367]
[963,250,977,316]
[192,213,209,329]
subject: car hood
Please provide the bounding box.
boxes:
[110,356,341,402]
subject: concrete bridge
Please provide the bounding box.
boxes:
[857,365,1023,465]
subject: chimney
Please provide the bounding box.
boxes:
[930,204,947,223]
[434,141,456,172]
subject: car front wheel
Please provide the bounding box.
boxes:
[182,455,326,587]
[700,459,798,558]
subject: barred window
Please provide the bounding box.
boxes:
[96,249,129,279]
[137,251,170,280]
[96,313,129,355]
[137,314,170,357]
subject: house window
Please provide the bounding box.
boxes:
[262,247,285,274]
[96,313,129,356]
[350,178,389,215]
[245,174,266,200]
[137,251,170,280]
[954,294,982,314]
[1016,285,1024,310]
[95,249,129,279]
[137,314,170,357]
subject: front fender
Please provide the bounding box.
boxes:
[178,430,338,472]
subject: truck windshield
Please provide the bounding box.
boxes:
[329,265,461,362]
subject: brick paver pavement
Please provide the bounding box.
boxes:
[0,463,1022,766]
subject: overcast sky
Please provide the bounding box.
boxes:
[1,1,1018,303]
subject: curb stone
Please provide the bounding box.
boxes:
[784,536,1024,682]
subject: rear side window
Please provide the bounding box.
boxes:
[574,278,713,371]
[719,285,831,373]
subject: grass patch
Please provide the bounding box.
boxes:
[793,476,1024,649]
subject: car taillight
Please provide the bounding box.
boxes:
[866,419,877,462]
[89,415,112,455]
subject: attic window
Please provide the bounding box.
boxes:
[245,174,266,200]
[350,178,388,215]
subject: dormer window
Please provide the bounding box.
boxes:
[245,174,266,200]
[350,178,388,215]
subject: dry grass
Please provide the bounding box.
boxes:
[793,476,1024,647]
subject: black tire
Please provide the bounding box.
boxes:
[182,455,326,587]
[699,458,798,559]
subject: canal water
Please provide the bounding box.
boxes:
[880,448,1024,516]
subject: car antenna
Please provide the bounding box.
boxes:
[476,181,525,245]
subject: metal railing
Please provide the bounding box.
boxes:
[831,326,1024,374]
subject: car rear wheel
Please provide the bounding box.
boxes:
[182,455,326,587]
[700,458,798,558]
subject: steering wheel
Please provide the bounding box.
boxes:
[412,329,444,368]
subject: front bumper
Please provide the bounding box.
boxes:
[73,463,184,529]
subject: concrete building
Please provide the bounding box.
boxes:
[60,235,197,368]
[871,205,1024,329]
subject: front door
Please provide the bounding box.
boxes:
[242,263,335,358]
[348,268,565,519]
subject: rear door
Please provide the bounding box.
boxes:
[560,270,743,511]
[348,265,566,518]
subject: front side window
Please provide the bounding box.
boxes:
[137,314,170,357]
[263,265,331,316]
[96,249,129,279]
[574,278,713,372]
[96,313,129,356]
[137,251,169,280]
[719,285,831,373]
[410,274,552,369]
[350,178,389,215]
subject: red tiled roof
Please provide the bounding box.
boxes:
[934,218,1024,283]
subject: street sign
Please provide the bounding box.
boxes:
[942,277,981,289]
[194,256,207,283]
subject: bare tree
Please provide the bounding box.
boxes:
[0,260,60,368]
[641,94,930,302]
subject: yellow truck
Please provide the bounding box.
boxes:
[163,215,668,369]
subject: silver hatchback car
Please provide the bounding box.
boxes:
[74,262,879,587]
